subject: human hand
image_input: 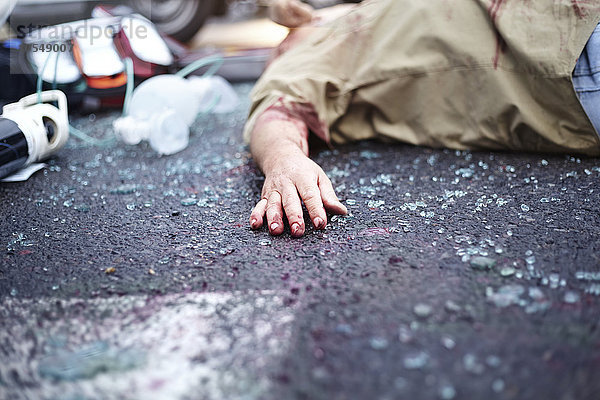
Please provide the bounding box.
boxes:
[269,0,314,28]
[250,146,348,237]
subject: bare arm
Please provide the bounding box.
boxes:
[249,109,347,237]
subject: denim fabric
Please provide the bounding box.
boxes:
[573,23,600,137]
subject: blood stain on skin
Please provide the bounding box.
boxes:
[262,97,330,144]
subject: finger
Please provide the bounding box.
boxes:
[266,191,285,235]
[318,172,348,215]
[285,1,313,27]
[281,184,305,237]
[297,178,327,230]
[290,0,314,20]
[250,198,268,229]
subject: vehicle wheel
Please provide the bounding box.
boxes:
[128,0,216,42]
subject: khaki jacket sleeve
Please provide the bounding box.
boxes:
[244,0,600,156]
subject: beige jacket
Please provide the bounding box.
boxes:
[245,0,600,155]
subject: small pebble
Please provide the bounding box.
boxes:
[104,267,116,274]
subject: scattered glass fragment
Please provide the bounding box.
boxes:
[74,204,90,212]
[444,300,461,313]
[575,271,600,281]
[335,324,353,335]
[470,256,496,270]
[111,184,137,195]
[563,291,580,304]
[525,255,536,265]
[367,200,385,209]
[492,379,505,393]
[441,336,456,350]
[528,287,545,300]
[438,384,456,400]
[585,284,600,296]
[181,197,198,206]
[549,273,560,288]
[413,303,433,319]
[485,355,501,368]
[403,351,429,370]
[398,326,414,343]
[369,337,389,350]
[359,150,380,159]
[463,353,485,375]
[487,285,525,308]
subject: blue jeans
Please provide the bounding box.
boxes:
[573,23,600,137]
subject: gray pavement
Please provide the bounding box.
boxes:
[1,82,600,400]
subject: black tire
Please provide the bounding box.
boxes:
[128,0,216,42]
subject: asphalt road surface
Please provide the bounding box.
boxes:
[1,83,600,400]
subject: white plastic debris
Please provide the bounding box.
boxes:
[113,75,238,155]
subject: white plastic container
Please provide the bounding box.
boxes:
[0,90,70,179]
[113,74,238,155]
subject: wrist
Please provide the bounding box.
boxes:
[260,141,306,174]
[250,108,310,173]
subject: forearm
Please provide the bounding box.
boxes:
[250,109,311,174]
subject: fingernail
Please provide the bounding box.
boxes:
[270,222,279,231]
[291,223,300,235]
[314,217,324,229]
[250,218,257,228]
